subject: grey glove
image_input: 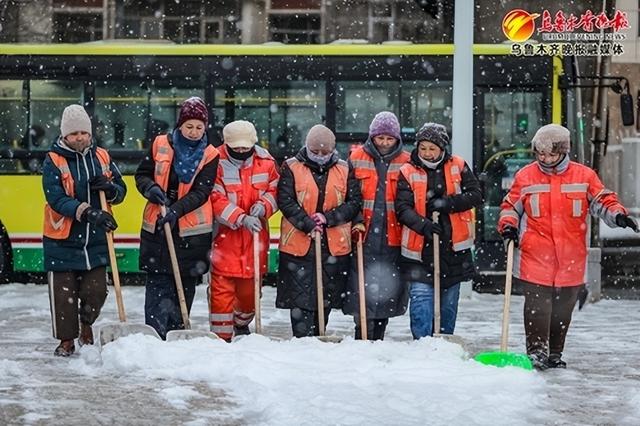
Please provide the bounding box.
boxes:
[249,203,266,218]
[242,215,262,232]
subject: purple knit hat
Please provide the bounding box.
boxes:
[176,96,208,128]
[369,111,401,140]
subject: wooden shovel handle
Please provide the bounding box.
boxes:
[314,231,325,337]
[432,211,441,335]
[501,240,515,352]
[99,191,126,323]
[160,205,191,330]
[253,230,262,334]
[356,232,367,340]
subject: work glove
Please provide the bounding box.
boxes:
[249,203,266,218]
[89,175,118,199]
[616,214,639,233]
[421,218,442,236]
[83,207,118,231]
[310,212,327,228]
[427,196,452,214]
[156,209,178,233]
[310,225,324,236]
[351,223,366,242]
[242,215,263,232]
[500,226,519,248]
[144,185,167,205]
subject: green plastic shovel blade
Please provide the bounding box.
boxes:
[474,351,534,370]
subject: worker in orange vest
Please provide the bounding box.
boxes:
[209,120,280,341]
[343,111,410,340]
[43,104,126,356]
[498,124,638,370]
[395,123,482,339]
[276,124,362,337]
[135,97,219,340]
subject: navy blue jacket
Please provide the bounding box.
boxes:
[42,138,126,271]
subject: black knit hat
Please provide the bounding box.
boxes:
[416,122,449,150]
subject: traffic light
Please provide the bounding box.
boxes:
[516,113,529,135]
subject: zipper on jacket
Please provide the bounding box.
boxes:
[80,151,92,270]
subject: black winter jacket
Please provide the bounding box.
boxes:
[395,149,482,288]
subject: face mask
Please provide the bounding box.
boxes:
[306,146,334,165]
[227,146,254,161]
[419,152,444,169]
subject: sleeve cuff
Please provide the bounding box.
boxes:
[75,202,91,221]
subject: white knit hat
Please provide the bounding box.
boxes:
[60,105,92,137]
[531,124,570,154]
[223,120,257,149]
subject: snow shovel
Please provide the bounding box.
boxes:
[431,212,466,347]
[97,191,161,346]
[314,231,342,343]
[474,240,533,370]
[356,232,368,340]
[253,230,262,334]
[161,205,220,342]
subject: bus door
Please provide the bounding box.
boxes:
[473,87,548,288]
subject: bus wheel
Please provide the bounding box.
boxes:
[0,221,13,284]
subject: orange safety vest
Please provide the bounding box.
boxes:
[279,157,352,257]
[43,147,112,240]
[399,155,475,261]
[349,145,409,246]
[141,134,219,237]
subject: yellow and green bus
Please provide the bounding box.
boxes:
[0,42,564,284]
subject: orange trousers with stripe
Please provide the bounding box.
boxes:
[209,275,255,341]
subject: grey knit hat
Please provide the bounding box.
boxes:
[305,124,336,151]
[531,124,570,154]
[416,122,449,149]
[60,105,92,137]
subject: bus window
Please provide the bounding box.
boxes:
[231,88,271,147]
[30,80,84,150]
[400,80,452,133]
[335,81,399,133]
[0,80,27,173]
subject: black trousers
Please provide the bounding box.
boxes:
[354,318,389,340]
[289,308,331,338]
[521,279,583,356]
[145,272,197,340]
[48,267,108,341]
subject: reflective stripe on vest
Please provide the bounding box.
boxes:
[350,146,409,246]
[279,157,351,257]
[43,147,112,239]
[399,155,475,259]
[141,134,219,237]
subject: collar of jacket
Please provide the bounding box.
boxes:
[536,153,570,175]
[363,137,404,162]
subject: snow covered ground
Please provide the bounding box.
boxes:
[1,283,639,425]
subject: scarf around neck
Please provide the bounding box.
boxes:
[172,128,207,184]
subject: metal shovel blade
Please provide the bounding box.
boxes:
[316,335,343,344]
[98,323,161,347]
[474,351,533,370]
[165,329,221,341]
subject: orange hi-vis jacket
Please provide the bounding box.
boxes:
[398,155,475,261]
[279,157,352,257]
[498,161,626,287]
[349,145,409,246]
[141,134,219,237]
[210,145,280,278]
[43,147,112,239]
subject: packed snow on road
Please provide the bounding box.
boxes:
[1,283,639,425]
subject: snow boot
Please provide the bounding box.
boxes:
[528,351,549,371]
[547,353,567,369]
[234,325,250,337]
[54,339,75,357]
[78,322,94,346]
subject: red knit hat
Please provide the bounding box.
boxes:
[176,97,208,128]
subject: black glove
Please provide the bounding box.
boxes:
[422,218,443,236]
[144,185,167,205]
[500,226,519,248]
[577,286,589,310]
[427,196,452,213]
[83,207,118,231]
[156,209,178,232]
[616,214,639,233]
[89,175,117,199]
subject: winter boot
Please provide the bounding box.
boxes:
[78,322,94,346]
[54,339,75,357]
[547,353,567,369]
[528,351,549,371]
[233,325,250,337]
